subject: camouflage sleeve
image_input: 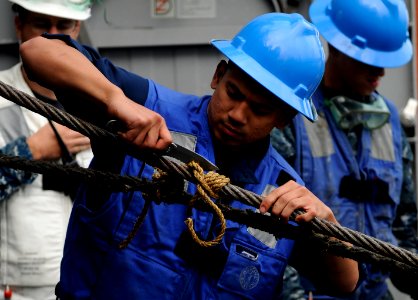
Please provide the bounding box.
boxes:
[389,129,418,299]
[278,266,306,300]
[0,136,38,202]
[392,129,418,253]
[270,126,296,164]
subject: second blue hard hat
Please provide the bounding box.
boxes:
[309,0,413,68]
[211,13,325,122]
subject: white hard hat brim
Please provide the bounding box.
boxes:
[10,0,91,20]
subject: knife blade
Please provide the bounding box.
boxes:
[106,119,218,171]
[160,143,218,171]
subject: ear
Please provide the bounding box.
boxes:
[70,21,82,39]
[210,60,228,89]
[14,16,23,41]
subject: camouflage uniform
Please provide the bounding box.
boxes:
[0,136,37,201]
[271,125,418,300]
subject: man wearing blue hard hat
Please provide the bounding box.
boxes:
[272,0,417,299]
[18,12,361,299]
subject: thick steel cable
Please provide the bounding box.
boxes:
[0,152,416,275]
[0,83,117,141]
[0,80,417,272]
[158,157,418,268]
[0,153,155,193]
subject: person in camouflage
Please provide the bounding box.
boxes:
[272,0,417,299]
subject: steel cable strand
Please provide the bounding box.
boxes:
[0,151,306,244]
[198,177,418,269]
[0,80,417,271]
[158,157,261,207]
[1,149,417,273]
[0,81,177,167]
[312,217,418,266]
[308,232,418,276]
[0,81,117,142]
[216,184,418,268]
[0,153,156,193]
[176,162,418,271]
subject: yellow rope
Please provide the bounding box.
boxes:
[119,162,230,248]
[118,168,167,249]
[184,161,230,247]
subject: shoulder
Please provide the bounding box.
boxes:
[379,93,399,112]
[0,63,22,84]
[147,81,204,109]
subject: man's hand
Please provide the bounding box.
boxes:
[106,96,172,151]
[259,180,337,223]
[27,122,91,160]
[261,180,359,295]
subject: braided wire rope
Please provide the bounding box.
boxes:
[0,152,416,275]
[157,157,418,269]
[0,80,417,273]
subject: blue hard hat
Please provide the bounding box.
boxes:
[211,13,325,122]
[309,0,413,68]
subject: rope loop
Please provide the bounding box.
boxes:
[184,161,230,247]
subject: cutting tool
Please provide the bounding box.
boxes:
[106,120,218,171]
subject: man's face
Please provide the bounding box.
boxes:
[332,51,385,97]
[208,61,296,150]
[15,11,81,43]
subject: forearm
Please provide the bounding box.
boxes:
[292,237,359,297]
[0,137,38,201]
[317,217,359,294]
[20,36,172,151]
[322,244,359,294]
[20,36,124,117]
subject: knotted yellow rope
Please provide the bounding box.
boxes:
[119,161,230,248]
[184,161,230,247]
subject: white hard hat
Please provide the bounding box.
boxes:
[9,0,92,20]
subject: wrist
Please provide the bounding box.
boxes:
[103,86,126,118]
[26,135,42,160]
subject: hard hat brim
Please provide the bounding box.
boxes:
[10,0,91,20]
[309,0,413,68]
